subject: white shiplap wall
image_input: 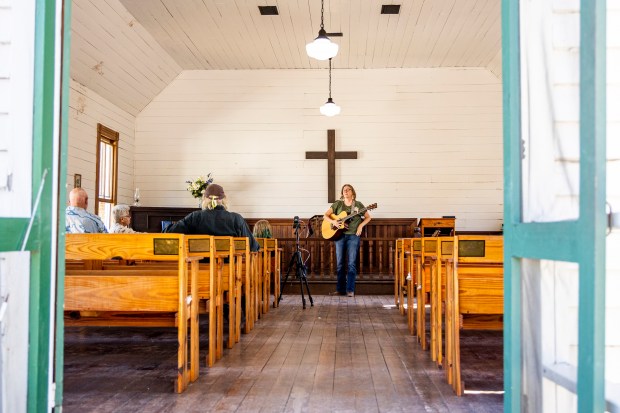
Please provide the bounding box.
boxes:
[135,68,503,232]
[0,1,34,412]
[67,79,137,209]
[70,0,182,116]
[487,49,503,79]
[0,0,33,217]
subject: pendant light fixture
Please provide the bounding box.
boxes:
[320,58,341,117]
[306,0,339,61]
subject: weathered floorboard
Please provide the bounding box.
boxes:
[63,295,502,412]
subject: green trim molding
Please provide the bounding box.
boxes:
[0,219,29,251]
[28,0,59,411]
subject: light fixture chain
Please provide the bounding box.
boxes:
[328,58,332,98]
[320,0,325,30]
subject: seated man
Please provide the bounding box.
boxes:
[164,183,259,252]
[110,204,142,234]
[65,188,108,233]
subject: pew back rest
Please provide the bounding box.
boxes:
[420,237,454,291]
[456,235,503,264]
[412,239,422,271]
[65,233,189,312]
[453,235,504,316]
[232,237,251,284]
[184,235,214,259]
[422,238,438,260]
[264,238,277,251]
[66,233,186,261]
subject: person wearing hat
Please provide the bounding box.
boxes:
[163,183,260,252]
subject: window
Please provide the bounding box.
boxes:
[95,123,118,229]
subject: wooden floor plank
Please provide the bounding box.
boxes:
[63,295,503,412]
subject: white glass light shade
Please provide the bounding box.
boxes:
[306,34,339,60]
[320,98,341,116]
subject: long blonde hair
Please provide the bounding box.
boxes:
[253,220,272,238]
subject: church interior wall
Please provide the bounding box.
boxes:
[134,67,504,232]
[69,0,182,116]
[67,79,137,209]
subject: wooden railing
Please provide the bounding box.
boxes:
[129,208,417,280]
[276,237,397,280]
[247,217,416,280]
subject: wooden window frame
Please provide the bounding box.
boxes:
[94,123,119,215]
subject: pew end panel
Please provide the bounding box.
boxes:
[65,233,199,393]
[445,235,504,396]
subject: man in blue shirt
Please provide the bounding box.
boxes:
[65,188,108,233]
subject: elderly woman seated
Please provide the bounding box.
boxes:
[110,204,142,234]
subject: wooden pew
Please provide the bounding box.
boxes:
[264,238,280,312]
[105,235,247,363]
[394,238,402,307]
[96,235,231,365]
[267,238,283,308]
[414,236,453,355]
[407,238,422,335]
[429,236,454,366]
[183,235,229,364]
[255,238,282,315]
[64,233,200,393]
[443,235,504,395]
[400,239,414,316]
[415,237,438,350]
[232,237,252,336]
[190,236,246,354]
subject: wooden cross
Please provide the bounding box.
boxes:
[305,129,358,203]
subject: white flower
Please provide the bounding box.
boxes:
[185,173,213,199]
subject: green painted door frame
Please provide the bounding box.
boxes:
[56,0,72,409]
[502,0,606,412]
[0,0,70,411]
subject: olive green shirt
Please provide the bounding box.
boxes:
[330,200,366,235]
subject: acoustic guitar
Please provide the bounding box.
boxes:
[321,203,378,240]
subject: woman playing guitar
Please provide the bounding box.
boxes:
[323,184,372,297]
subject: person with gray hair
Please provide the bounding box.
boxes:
[110,204,141,234]
[164,183,259,251]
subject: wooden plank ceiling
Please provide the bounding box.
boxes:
[70,0,501,115]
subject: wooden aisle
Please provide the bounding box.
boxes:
[63,295,503,412]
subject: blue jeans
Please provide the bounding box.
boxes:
[334,234,361,294]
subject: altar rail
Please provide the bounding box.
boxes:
[129,207,417,278]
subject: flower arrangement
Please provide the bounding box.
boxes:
[186,173,213,199]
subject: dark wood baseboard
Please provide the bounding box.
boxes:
[279,279,393,296]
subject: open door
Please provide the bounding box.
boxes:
[0,0,70,411]
[502,0,608,412]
